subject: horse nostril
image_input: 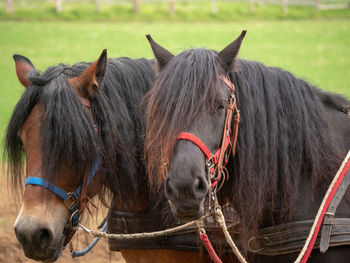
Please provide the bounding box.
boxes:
[194,176,208,197]
[34,228,53,249]
[15,227,27,247]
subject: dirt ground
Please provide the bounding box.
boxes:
[0,172,125,263]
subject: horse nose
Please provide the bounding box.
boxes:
[33,227,53,249]
[165,174,208,201]
[14,223,53,251]
[14,226,27,247]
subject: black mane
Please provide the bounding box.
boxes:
[145,48,349,238]
[4,57,154,202]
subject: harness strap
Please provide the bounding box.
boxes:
[295,150,350,263]
[248,218,350,256]
[199,233,223,263]
[320,166,350,253]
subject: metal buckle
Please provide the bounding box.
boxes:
[229,93,235,104]
[206,155,215,172]
[64,192,77,210]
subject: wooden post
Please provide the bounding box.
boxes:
[282,0,288,13]
[56,0,63,13]
[249,0,255,12]
[210,0,218,14]
[316,0,321,11]
[95,0,100,13]
[6,0,14,14]
[133,0,139,14]
[169,0,175,14]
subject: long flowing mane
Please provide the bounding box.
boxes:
[145,48,349,238]
[145,49,224,186]
[4,57,154,202]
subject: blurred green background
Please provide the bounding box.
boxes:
[1,1,350,146]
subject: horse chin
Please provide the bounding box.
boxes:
[168,200,205,222]
[22,236,64,262]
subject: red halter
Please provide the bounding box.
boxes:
[177,75,240,189]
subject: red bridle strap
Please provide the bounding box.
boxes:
[177,131,231,174]
[176,75,239,189]
[178,132,213,162]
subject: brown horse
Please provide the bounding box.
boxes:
[144,32,350,262]
[5,51,221,262]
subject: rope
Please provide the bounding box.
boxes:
[76,207,247,263]
[294,149,350,263]
[69,221,108,258]
[77,213,211,240]
[196,220,223,263]
[214,199,248,263]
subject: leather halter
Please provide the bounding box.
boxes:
[24,158,101,226]
[177,75,240,189]
[24,96,101,244]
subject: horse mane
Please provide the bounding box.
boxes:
[4,57,154,203]
[145,48,349,241]
[145,48,224,186]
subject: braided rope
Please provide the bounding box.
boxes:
[214,199,248,263]
[77,213,211,240]
[294,149,350,263]
[76,207,247,262]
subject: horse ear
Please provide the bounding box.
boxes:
[13,54,36,88]
[146,34,174,71]
[69,49,107,98]
[217,30,247,73]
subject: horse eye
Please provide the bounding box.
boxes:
[217,104,226,111]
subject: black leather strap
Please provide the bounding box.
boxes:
[248,218,350,256]
[320,168,350,252]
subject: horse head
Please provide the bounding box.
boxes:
[6,50,107,261]
[145,31,246,221]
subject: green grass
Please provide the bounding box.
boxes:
[0,2,350,22]
[0,20,349,148]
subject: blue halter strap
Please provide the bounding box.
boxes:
[24,157,102,227]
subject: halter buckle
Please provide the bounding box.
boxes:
[64,192,77,211]
[206,155,215,172]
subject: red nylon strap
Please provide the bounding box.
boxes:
[178,132,214,161]
[199,233,223,263]
[177,131,231,174]
[301,156,350,263]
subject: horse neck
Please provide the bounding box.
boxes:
[224,61,350,229]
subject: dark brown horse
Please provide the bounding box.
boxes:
[144,31,350,262]
[4,51,220,262]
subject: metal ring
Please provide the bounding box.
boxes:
[70,210,79,228]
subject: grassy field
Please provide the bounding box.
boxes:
[0,20,349,143]
[1,2,350,22]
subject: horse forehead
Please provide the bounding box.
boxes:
[20,103,44,140]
